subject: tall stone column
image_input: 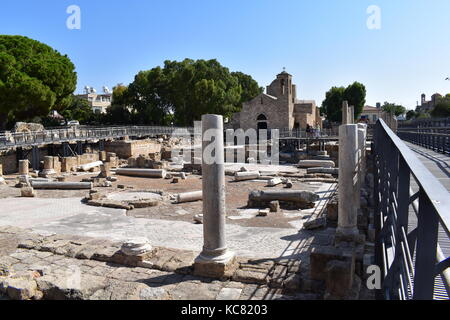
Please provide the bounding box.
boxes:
[342,101,350,125]
[194,114,235,277]
[357,124,368,187]
[349,106,355,124]
[19,160,29,176]
[353,128,367,211]
[337,124,359,240]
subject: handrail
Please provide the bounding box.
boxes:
[374,119,450,300]
[379,119,450,230]
[0,126,340,150]
[397,118,450,155]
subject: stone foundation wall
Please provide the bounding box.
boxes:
[105,140,161,159]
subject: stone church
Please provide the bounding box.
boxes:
[228,71,322,131]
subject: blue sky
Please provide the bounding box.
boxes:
[1,0,449,110]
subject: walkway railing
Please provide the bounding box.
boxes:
[397,118,450,155]
[374,119,450,300]
[0,126,194,150]
[0,125,341,150]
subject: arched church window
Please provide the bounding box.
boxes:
[257,114,267,121]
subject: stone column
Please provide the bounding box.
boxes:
[342,101,350,125]
[0,164,5,184]
[349,106,355,124]
[18,160,29,175]
[194,114,235,277]
[41,156,56,176]
[337,124,359,240]
[357,124,368,187]
[353,128,366,211]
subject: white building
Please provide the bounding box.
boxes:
[76,86,112,114]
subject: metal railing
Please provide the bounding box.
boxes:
[373,119,450,300]
[397,118,450,155]
[0,125,195,150]
[276,127,338,139]
[0,125,341,150]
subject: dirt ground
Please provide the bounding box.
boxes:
[0,170,331,230]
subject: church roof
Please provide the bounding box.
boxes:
[295,99,315,105]
[264,93,278,100]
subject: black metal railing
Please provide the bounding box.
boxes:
[0,125,341,150]
[397,118,450,155]
[374,119,450,300]
[0,125,195,150]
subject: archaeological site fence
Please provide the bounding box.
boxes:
[0,125,339,150]
[397,118,450,155]
[373,119,450,300]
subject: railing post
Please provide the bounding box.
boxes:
[413,190,439,300]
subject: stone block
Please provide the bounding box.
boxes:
[310,246,354,281]
[326,198,338,221]
[194,256,238,279]
[324,260,354,299]
[21,187,36,198]
[303,217,327,230]
[269,201,280,213]
[1,278,40,300]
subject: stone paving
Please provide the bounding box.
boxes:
[0,226,322,300]
[0,183,336,260]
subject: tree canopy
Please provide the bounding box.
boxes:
[431,96,450,118]
[60,95,94,124]
[0,35,77,128]
[381,102,406,117]
[111,59,262,126]
[321,82,366,123]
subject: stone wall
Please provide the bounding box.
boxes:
[105,140,161,159]
[239,94,291,131]
[0,148,49,174]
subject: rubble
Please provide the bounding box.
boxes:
[234,171,260,182]
[297,160,335,168]
[193,214,204,224]
[248,190,319,209]
[307,167,339,175]
[303,217,327,230]
[21,187,36,198]
[176,191,202,203]
[31,182,93,190]
[267,178,283,187]
[116,168,167,179]
[121,238,152,256]
[79,161,103,172]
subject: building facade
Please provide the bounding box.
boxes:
[359,105,384,124]
[417,93,442,113]
[228,71,322,131]
[76,86,113,114]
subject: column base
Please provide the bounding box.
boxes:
[40,169,56,177]
[335,227,365,245]
[193,250,237,279]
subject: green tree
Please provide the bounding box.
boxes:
[231,71,263,108]
[431,97,450,118]
[321,82,366,123]
[321,86,345,123]
[382,102,406,117]
[112,83,130,106]
[344,82,366,120]
[123,59,260,126]
[0,35,77,129]
[406,110,417,120]
[60,95,94,124]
